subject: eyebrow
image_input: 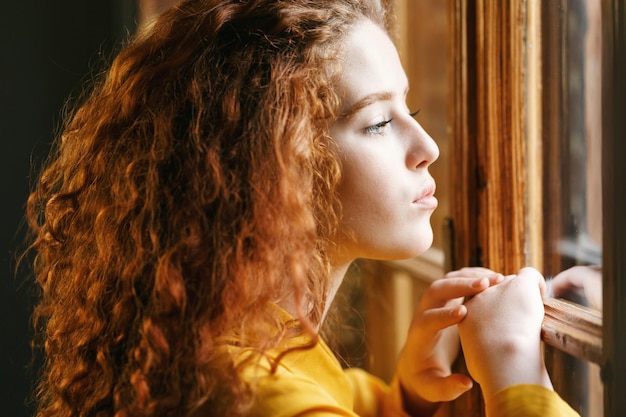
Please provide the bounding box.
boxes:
[340,87,409,119]
[340,91,394,119]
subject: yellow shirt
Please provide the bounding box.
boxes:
[235,336,580,417]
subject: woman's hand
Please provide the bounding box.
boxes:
[392,267,503,415]
[457,267,552,401]
[550,265,602,310]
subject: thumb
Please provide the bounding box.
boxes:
[412,371,474,403]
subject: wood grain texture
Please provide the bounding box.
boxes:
[542,298,603,364]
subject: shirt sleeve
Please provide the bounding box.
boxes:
[343,368,411,417]
[344,369,581,417]
[485,384,581,417]
[248,372,358,417]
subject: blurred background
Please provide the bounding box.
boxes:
[1,3,139,416]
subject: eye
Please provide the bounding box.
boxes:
[365,118,392,135]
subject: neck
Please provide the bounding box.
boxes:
[277,258,354,330]
[322,260,353,321]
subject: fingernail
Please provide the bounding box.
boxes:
[486,272,503,280]
[453,305,467,317]
[459,380,473,390]
[472,277,488,288]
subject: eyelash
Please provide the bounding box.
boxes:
[364,109,421,135]
[365,119,392,135]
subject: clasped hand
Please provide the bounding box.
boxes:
[392,267,548,414]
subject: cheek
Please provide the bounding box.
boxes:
[337,157,393,220]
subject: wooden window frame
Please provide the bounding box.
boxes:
[600,0,626,414]
[446,0,626,415]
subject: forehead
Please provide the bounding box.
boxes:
[336,20,408,114]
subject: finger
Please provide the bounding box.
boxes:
[421,277,491,309]
[444,267,499,279]
[444,268,504,289]
[487,273,506,286]
[412,372,474,403]
[517,267,546,296]
[413,304,467,333]
[463,274,506,304]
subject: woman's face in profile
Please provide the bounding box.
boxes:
[329,19,440,265]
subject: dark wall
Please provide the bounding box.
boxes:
[0,3,136,416]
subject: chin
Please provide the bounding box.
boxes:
[407,243,432,259]
[385,238,433,261]
[408,231,434,258]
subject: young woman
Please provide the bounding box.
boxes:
[26,0,579,416]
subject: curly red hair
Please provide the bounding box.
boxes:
[27,0,386,416]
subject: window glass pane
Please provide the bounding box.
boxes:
[542,1,603,416]
[545,347,603,417]
[543,0,602,310]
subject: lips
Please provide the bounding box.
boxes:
[413,180,438,209]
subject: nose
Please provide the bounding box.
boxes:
[405,119,440,169]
